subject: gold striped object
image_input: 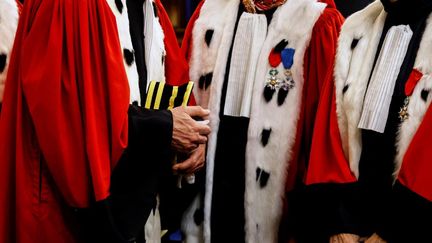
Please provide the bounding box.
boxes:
[145,81,194,110]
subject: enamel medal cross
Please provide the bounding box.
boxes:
[399,97,410,122]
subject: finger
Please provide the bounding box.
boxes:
[192,134,208,145]
[186,165,199,174]
[182,152,200,174]
[186,159,202,174]
[195,123,211,136]
[185,143,199,153]
[188,153,205,172]
[185,106,210,118]
[196,120,210,125]
[191,163,204,173]
[178,145,205,173]
[177,142,198,154]
[181,159,201,174]
[173,156,196,172]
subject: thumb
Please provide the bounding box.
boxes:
[184,106,210,118]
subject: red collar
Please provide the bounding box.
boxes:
[254,0,287,11]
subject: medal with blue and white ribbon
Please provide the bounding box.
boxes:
[281,48,295,91]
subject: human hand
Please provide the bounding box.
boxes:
[364,233,387,243]
[171,106,210,154]
[330,233,360,243]
[173,144,206,174]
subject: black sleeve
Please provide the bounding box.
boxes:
[291,182,363,243]
[75,105,174,243]
[380,181,432,243]
[294,180,432,243]
[109,105,174,241]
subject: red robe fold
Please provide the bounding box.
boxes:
[396,105,432,202]
[0,0,130,242]
[305,72,357,185]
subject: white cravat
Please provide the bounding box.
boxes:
[223,12,267,118]
[358,25,413,133]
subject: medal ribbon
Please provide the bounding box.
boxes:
[269,48,282,67]
[399,69,423,122]
[405,69,423,96]
[281,48,295,69]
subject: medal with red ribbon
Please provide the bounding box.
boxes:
[265,48,282,90]
[399,69,423,122]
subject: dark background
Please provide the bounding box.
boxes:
[164,0,374,44]
[164,0,200,43]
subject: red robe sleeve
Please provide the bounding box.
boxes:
[284,4,347,191]
[304,66,357,185]
[304,10,357,185]
[279,4,345,242]
[0,0,129,208]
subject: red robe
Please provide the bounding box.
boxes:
[305,45,432,202]
[306,0,432,206]
[181,0,344,241]
[182,0,344,192]
[0,0,191,241]
[0,0,127,242]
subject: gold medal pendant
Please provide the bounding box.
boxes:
[398,97,410,122]
[266,68,280,90]
[281,69,295,91]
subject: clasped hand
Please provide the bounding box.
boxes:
[171,106,211,173]
[330,233,387,243]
